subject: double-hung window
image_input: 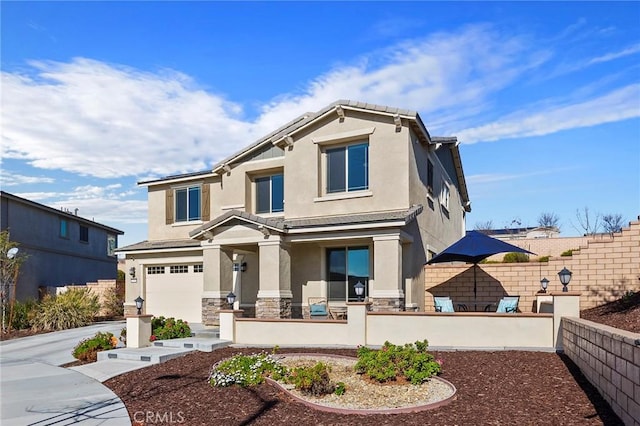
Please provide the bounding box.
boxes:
[326,142,368,194]
[175,186,201,222]
[440,181,450,210]
[255,174,284,214]
[79,225,89,243]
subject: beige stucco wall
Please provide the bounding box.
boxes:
[425,219,640,312]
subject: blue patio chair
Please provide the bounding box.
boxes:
[434,296,454,313]
[308,298,329,319]
[496,296,520,313]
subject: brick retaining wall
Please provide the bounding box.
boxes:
[562,317,640,426]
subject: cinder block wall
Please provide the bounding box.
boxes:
[46,279,124,317]
[562,317,639,426]
[484,235,589,261]
[425,219,640,312]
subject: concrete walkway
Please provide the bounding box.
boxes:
[0,322,227,425]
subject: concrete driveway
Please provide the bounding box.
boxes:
[0,321,132,425]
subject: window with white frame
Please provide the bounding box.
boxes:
[193,264,203,273]
[170,265,189,274]
[147,266,165,274]
[255,174,284,214]
[175,186,201,222]
[440,180,450,210]
[326,142,368,194]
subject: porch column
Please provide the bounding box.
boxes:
[256,237,292,318]
[371,234,404,312]
[201,244,234,325]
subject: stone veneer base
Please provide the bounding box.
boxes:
[255,297,292,318]
[371,297,404,312]
[202,297,227,325]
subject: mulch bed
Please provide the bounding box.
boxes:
[580,291,640,333]
[105,347,622,425]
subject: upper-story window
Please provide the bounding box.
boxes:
[79,225,89,242]
[175,186,201,222]
[166,183,209,225]
[440,180,450,210]
[326,142,368,194]
[60,218,69,239]
[256,174,284,214]
[427,159,434,196]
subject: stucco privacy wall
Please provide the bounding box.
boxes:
[219,297,583,350]
[562,318,640,426]
[425,219,640,312]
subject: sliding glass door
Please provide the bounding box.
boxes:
[326,246,370,302]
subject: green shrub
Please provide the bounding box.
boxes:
[334,381,346,395]
[72,331,118,362]
[101,287,124,318]
[286,362,335,396]
[538,256,550,262]
[502,252,530,263]
[209,352,288,387]
[561,249,575,257]
[31,289,100,331]
[150,316,191,341]
[10,299,37,330]
[354,340,441,385]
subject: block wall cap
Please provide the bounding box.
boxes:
[125,314,153,318]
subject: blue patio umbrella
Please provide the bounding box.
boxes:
[426,230,535,303]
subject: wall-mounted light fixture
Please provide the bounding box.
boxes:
[129,267,136,279]
[233,262,247,272]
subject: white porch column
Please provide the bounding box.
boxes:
[256,237,292,318]
[371,234,404,311]
[201,244,234,325]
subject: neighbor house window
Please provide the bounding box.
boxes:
[170,265,189,274]
[441,181,450,210]
[326,142,368,193]
[79,225,89,242]
[60,219,69,238]
[326,246,370,302]
[175,186,201,222]
[193,264,203,273]
[147,266,165,274]
[256,174,284,214]
[427,160,434,196]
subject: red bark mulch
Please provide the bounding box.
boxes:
[580,291,640,333]
[105,347,622,426]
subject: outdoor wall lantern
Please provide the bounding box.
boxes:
[558,267,572,292]
[226,292,236,308]
[134,296,144,315]
[540,277,549,293]
[129,267,136,279]
[354,281,365,302]
[232,262,247,272]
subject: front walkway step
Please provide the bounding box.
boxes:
[152,337,230,352]
[97,346,193,363]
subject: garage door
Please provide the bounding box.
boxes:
[145,265,203,324]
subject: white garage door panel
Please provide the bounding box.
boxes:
[146,273,202,323]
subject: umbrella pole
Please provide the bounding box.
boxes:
[474,264,477,311]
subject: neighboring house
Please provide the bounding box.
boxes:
[117,100,471,324]
[486,226,560,240]
[0,191,123,300]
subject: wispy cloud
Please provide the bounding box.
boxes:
[1,24,636,182]
[457,84,640,144]
[0,171,54,186]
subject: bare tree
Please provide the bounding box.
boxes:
[537,212,560,229]
[602,213,624,234]
[474,220,494,235]
[571,207,601,236]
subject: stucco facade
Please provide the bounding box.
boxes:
[117,100,471,324]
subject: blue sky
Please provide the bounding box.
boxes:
[1,1,639,248]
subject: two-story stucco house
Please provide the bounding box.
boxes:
[117,100,471,325]
[1,191,123,300]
